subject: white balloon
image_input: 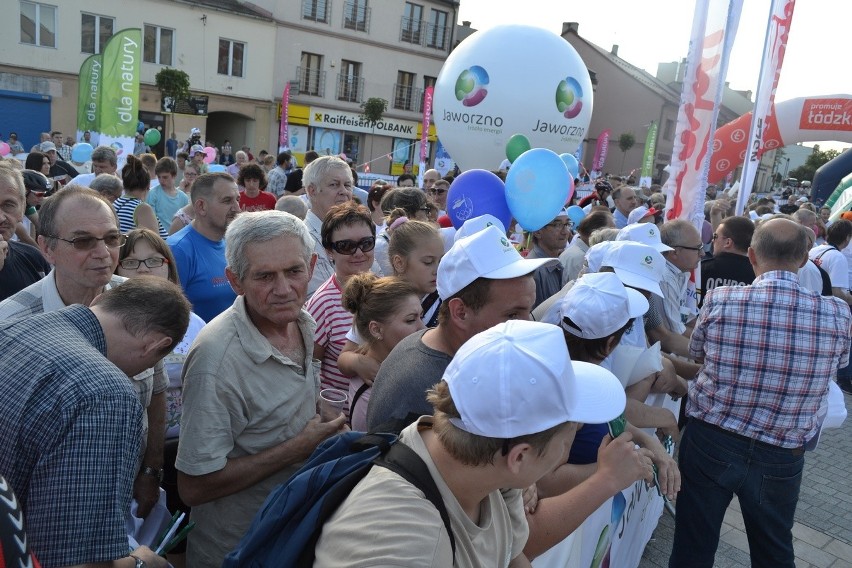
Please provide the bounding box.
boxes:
[433,25,594,171]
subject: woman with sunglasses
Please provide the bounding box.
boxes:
[305,202,377,397]
[115,228,206,555]
[168,163,201,234]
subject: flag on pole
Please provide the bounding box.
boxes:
[279,82,291,153]
[77,54,102,145]
[734,0,795,214]
[417,86,434,186]
[593,129,611,173]
[663,0,742,315]
[639,122,658,189]
[97,28,142,168]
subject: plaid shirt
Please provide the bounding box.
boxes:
[0,305,142,567]
[688,270,851,448]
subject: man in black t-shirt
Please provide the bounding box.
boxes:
[699,216,755,307]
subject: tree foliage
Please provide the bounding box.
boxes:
[789,145,841,182]
[360,98,388,124]
[154,68,191,100]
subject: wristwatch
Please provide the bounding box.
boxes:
[140,465,164,484]
[129,554,147,568]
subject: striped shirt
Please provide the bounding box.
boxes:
[0,305,142,566]
[306,275,352,393]
[114,195,168,238]
[688,270,851,448]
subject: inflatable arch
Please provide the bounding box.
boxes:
[708,94,852,185]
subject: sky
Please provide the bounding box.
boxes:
[458,0,851,152]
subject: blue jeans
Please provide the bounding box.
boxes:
[670,419,804,568]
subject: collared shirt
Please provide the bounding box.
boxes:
[526,244,563,310]
[266,165,288,198]
[57,143,72,162]
[305,210,335,298]
[0,305,142,566]
[613,208,629,229]
[659,259,689,334]
[688,270,851,448]
[176,295,319,567]
[558,237,589,284]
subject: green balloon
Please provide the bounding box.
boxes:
[144,128,162,146]
[505,134,531,163]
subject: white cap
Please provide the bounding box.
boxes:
[444,320,626,438]
[797,196,808,203]
[558,273,649,339]
[453,214,507,243]
[601,242,665,298]
[191,127,201,135]
[627,206,659,225]
[39,141,56,153]
[190,144,205,156]
[437,225,557,299]
[585,240,621,273]
[617,223,673,253]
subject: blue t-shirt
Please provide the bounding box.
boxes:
[567,422,609,465]
[166,225,236,322]
[147,186,189,231]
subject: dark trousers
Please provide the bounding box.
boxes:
[670,419,803,568]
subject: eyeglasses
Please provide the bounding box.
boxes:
[120,257,168,270]
[711,233,728,242]
[545,221,571,230]
[428,188,448,195]
[330,236,376,255]
[46,233,126,250]
[675,244,703,251]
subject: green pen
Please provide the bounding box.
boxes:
[160,521,196,556]
[154,510,182,550]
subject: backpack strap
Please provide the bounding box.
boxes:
[374,443,457,559]
[350,382,371,418]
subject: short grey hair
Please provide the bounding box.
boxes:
[588,227,619,247]
[89,174,123,200]
[660,219,696,247]
[303,156,351,193]
[225,210,313,280]
[91,145,117,166]
[275,195,308,219]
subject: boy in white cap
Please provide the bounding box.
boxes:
[366,225,557,432]
[315,320,639,566]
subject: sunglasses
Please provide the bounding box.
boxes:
[46,233,127,250]
[330,236,376,255]
[120,257,168,270]
[428,188,448,195]
[675,244,703,251]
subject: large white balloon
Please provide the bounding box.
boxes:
[433,25,594,171]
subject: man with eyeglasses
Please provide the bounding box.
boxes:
[526,208,571,309]
[649,219,705,336]
[0,165,50,301]
[167,172,241,323]
[698,216,755,308]
[177,211,346,567]
[427,176,450,217]
[0,186,172,521]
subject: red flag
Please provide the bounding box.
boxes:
[593,129,611,172]
[278,82,290,152]
[420,86,433,164]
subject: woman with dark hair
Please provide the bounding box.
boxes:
[237,163,276,211]
[24,151,51,176]
[114,154,167,237]
[305,202,377,397]
[341,273,424,430]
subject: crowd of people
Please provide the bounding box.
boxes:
[0,132,849,568]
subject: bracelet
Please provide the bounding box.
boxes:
[129,554,147,568]
[140,465,164,483]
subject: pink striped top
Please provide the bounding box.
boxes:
[306,275,353,394]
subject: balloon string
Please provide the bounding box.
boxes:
[355,140,420,171]
[525,232,532,253]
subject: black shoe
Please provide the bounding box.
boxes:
[838,380,852,395]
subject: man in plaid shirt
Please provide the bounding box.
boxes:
[670,218,851,568]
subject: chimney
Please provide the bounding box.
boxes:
[611,44,619,57]
[562,22,579,36]
[462,20,471,27]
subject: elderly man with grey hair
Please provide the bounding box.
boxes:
[67,145,119,188]
[176,210,347,567]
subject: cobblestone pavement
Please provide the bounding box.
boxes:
[639,391,852,568]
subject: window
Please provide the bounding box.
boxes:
[394,71,418,111]
[337,60,362,102]
[144,24,174,65]
[343,0,369,32]
[81,13,113,54]
[299,52,324,96]
[218,39,245,77]
[20,1,56,48]
[664,118,675,141]
[302,0,329,23]
[426,9,447,49]
[400,2,423,45]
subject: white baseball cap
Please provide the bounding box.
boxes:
[437,225,557,299]
[585,240,621,273]
[444,320,626,438]
[617,222,673,253]
[453,214,507,243]
[190,144,206,156]
[627,206,659,225]
[39,141,57,153]
[558,272,649,339]
[601,242,665,298]
[190,127,201,135]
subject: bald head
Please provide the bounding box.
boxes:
[749,218,809,275]
[422,169,441,190]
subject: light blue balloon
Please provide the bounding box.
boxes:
[559,153,580,180]
[71,143,94,163]
[208,164,227,173]
[505,148,570,231]
[566,205,585,227]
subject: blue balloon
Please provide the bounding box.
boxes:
[505,148,571,231]
[71,143,94,163]
[208,164,227,173]
[566,205,586,227]
[559,153,580,180]
[446,169,512,230]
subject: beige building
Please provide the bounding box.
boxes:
[1,0,455,174]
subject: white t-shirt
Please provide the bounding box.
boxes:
[809,244,849,290]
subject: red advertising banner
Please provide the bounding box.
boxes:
[593,129,611,172]
[420,86,434,163]
[279,82,291,151]
[799,98,852,132]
